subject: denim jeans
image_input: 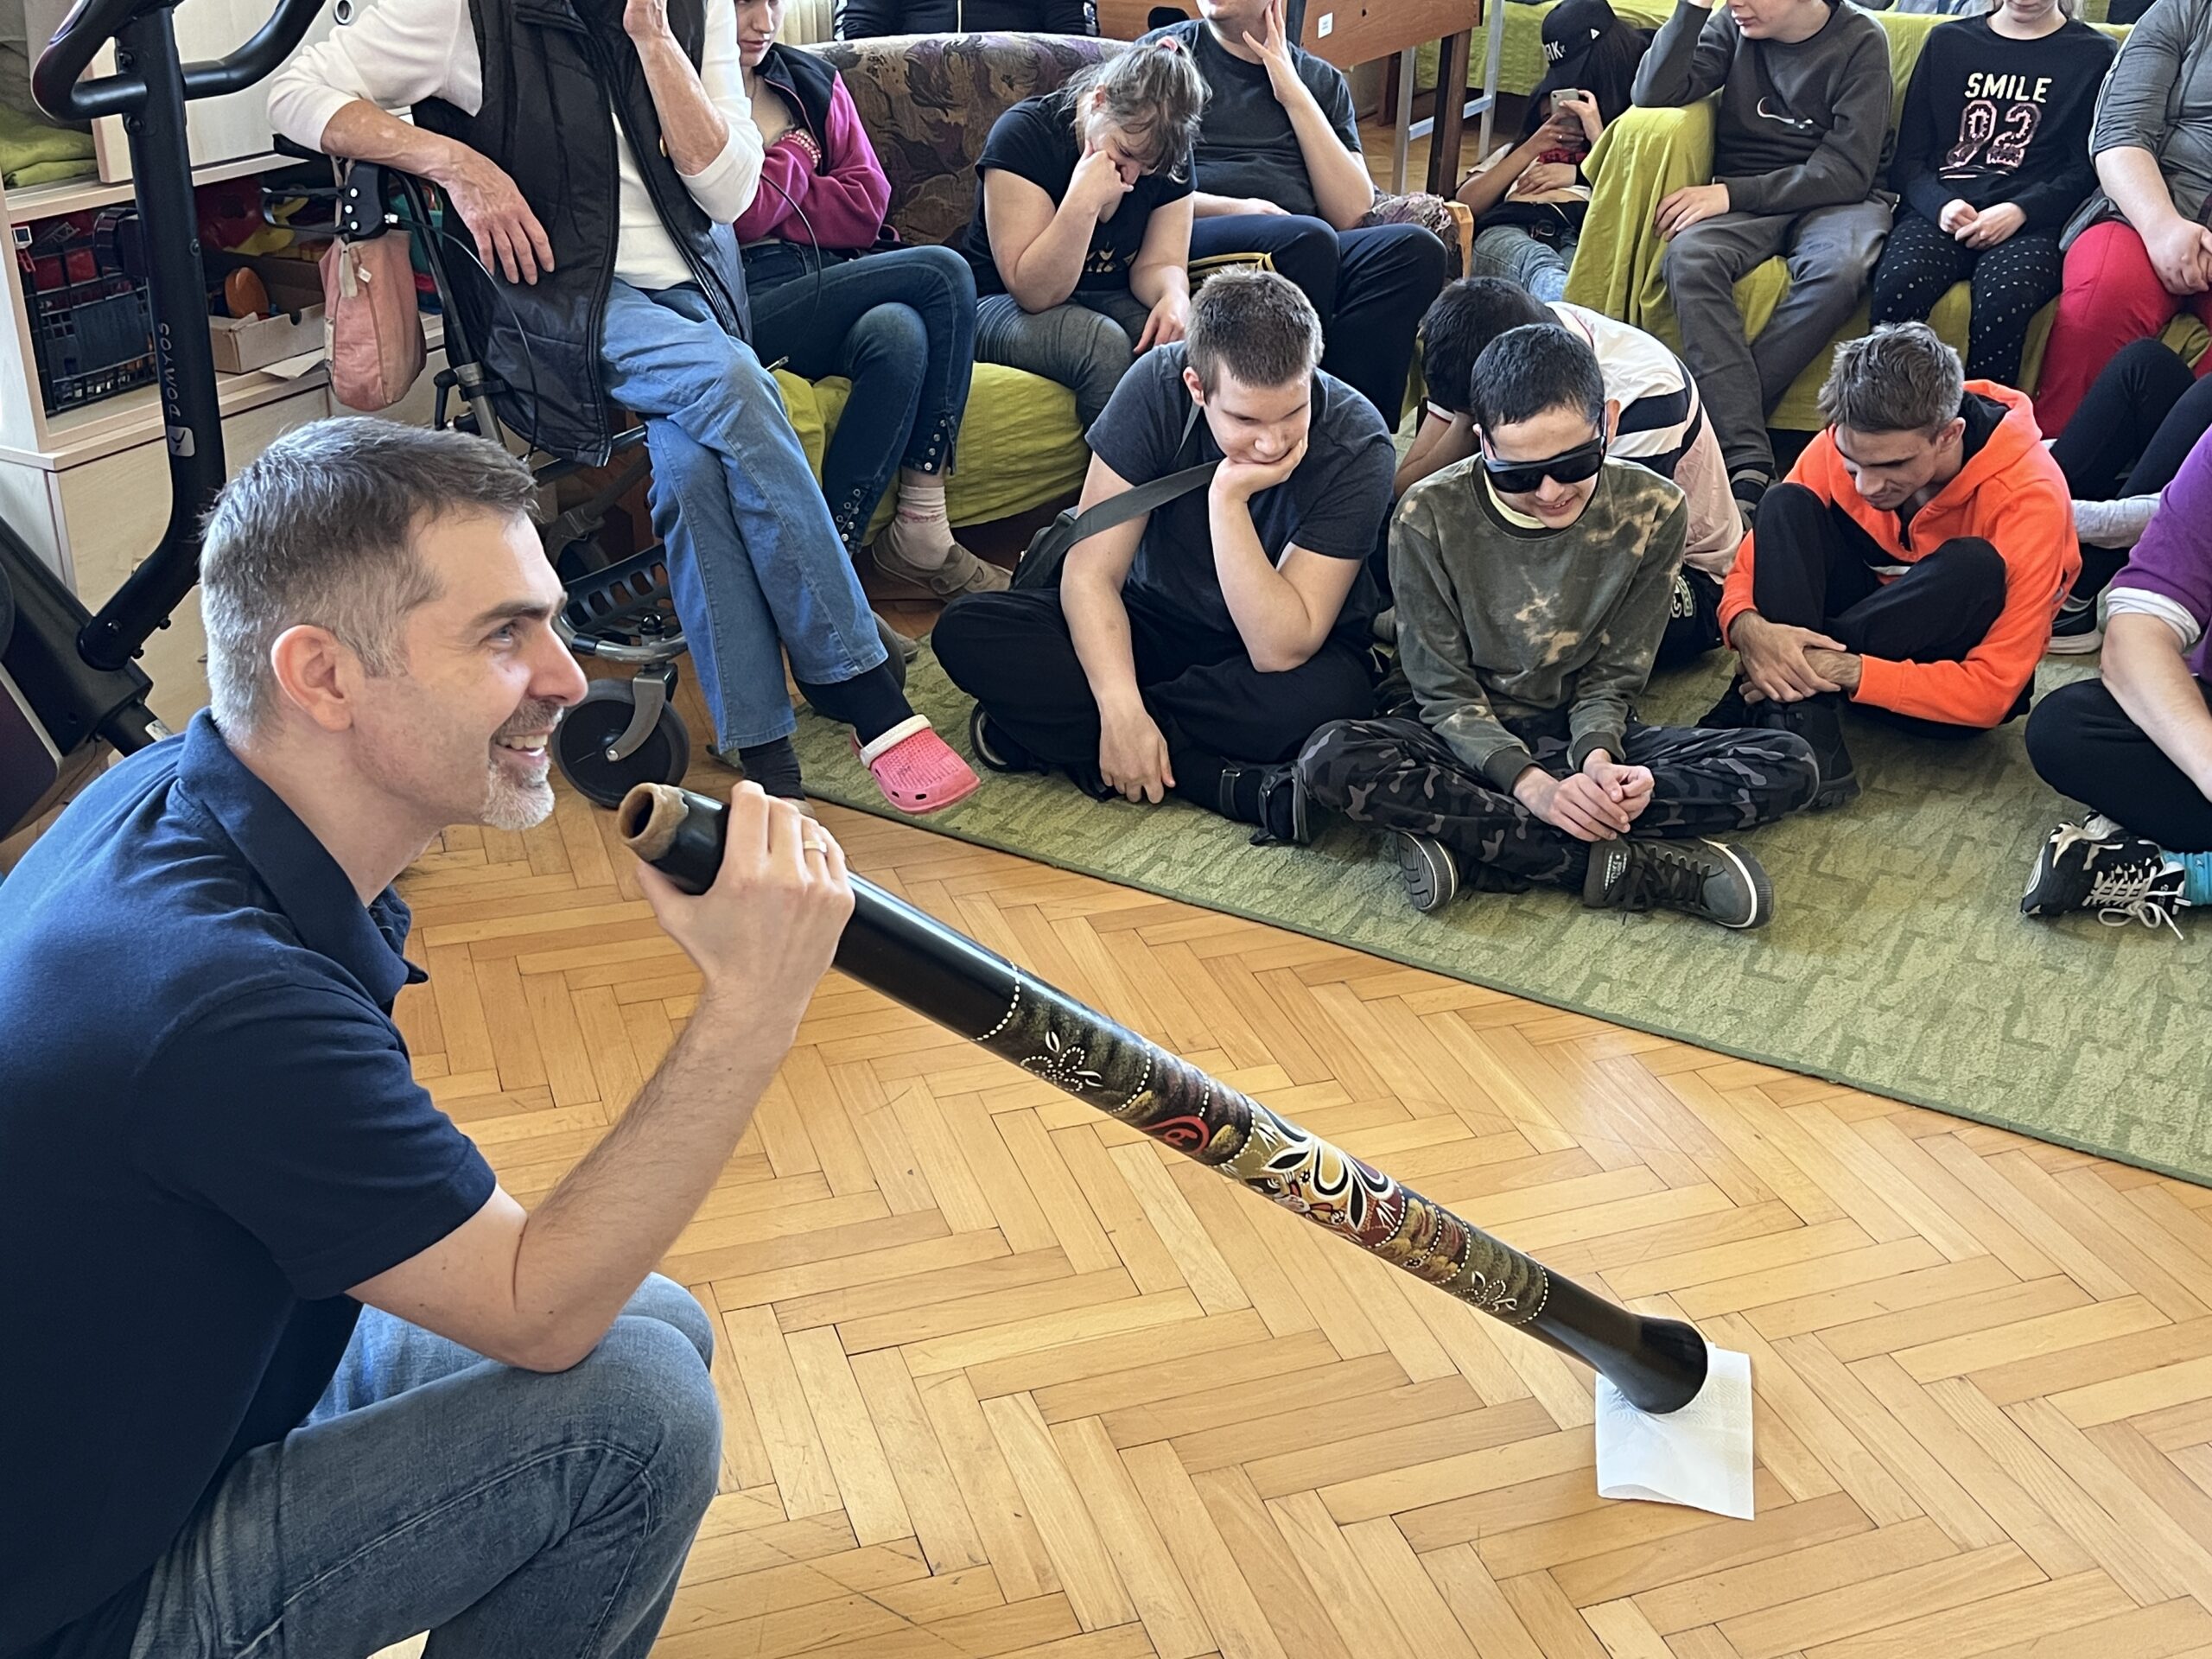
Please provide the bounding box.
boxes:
[1468,223,1575,303]
[975,287,1154,429]
[744,241,976,554]
[599,281,887,750]
[129,1275,721,1658]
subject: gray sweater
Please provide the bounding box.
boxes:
[1633,0,1892,217]
[1390,460,1689,791]
[2066,0,2212,247]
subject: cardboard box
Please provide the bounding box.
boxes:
[209,305,323,374]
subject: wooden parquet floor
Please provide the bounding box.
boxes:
[391,778,2212,1659]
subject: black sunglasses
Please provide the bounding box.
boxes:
[1479,435,1608,497]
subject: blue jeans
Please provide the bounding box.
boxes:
[599,281,887,750]
[129,1275,720,1658]
[1468,223,1575,303]
[743,240,976,555]
[975,288,1154,430]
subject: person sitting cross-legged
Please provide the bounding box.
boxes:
[1399,276,1741,665]
[1703,323,2077,807]
[2022,422,2212,933]
[1633,0,1893,510]
[1296,324,1819,926]
[934,269,1391,842]
[1141,0,1449,429]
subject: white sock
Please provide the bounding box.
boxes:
[884,468,955,569]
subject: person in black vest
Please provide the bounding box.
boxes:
[268,0,980,813]
[1141,0,1449,428]
[836,0,1096,34]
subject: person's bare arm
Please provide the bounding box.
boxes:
[2104,610,2212,798]
[1454,130,1553,217]
[1212,504,1361,673]
[1129,194,1194,350]
[2099,146,2212,293]
[1245,0,1372,231]
[986,163,1123,314]
[1061,454,1178,801]
[626,0,730,176]
[350,786,852,1372]
[1191,190,1287,219]
[1395,409,1475,496]
[318,101,556,284]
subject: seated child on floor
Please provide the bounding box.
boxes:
[1297,324,1819,926]
[1402,276,1741,665]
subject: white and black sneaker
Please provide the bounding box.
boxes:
[2046,595,2102,656]
[2022,816,2186,936]
[1582,837,1774,929]
[1394,831,1460,914]
[968,704,1046,775]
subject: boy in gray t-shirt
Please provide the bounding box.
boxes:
[1298,325,1819,926]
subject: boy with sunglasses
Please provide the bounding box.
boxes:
[1298,324,1819,924]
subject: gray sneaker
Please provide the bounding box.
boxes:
[1394,831,1460,914]
[1583,837,1774,929]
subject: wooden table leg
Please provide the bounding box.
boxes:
[1425,26,1473,197]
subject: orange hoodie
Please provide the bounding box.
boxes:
[1718,382,2079,729]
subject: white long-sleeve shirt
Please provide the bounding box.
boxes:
[268,0,762,295]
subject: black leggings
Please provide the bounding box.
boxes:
[2026,676,2212,851]
[2049,337,2212,603]
[1868,209,2063,390]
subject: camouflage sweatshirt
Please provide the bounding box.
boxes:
[1389,457,1688,792]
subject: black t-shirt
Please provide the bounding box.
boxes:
[1086,342,1395,645]
[959,91,1194,298]
[1889,16,2116,232]
[1138,19,1362,219]
[0,715,497,1659]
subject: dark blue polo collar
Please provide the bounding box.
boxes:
[174,711,425,1009]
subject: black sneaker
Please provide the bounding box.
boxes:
[1582,837,1774,929]
[2022,816,2184,935]
[1395,831,1460,913]
[1774,693,1859,810]
[2046,596,2102,656]
[1248,763,1315,847]
[1699,677,1769,731]
[968,705,1045,775]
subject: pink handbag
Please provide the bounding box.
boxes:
[321,207,425,412]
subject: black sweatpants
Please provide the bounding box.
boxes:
[1658,568,1726,670]
[1751,482,2017,735]
[932,586,1376,820]
[2050,337,2212,605]
[2026,676,2212,852]
[1296,709,1818,891]
[1190,214,1447,430]
[1868,210,2063,390]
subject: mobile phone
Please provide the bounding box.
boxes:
[1553,88,1585,105]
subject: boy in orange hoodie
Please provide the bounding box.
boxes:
[1706,323,2077,806]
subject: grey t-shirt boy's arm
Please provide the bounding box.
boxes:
[1717,29,1891,216]
[1633,0,1735,108]
[1390,502,1540,791]
[1565,493,1688,771]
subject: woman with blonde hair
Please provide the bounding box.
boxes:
[957,39,1207,426]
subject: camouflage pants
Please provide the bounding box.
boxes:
[1297,715,1819,892]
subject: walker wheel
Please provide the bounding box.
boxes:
[554,680,690,808]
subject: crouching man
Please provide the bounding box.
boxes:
[1298,325,1818,925]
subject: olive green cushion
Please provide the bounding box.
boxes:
[774,361,1090,542]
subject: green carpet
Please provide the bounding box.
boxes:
[794,647,2212,1186]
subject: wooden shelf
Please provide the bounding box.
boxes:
[4,150,310,226]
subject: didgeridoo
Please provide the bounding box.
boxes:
[620,783,1710,1414]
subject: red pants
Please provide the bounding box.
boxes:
[2036,219,2212,433]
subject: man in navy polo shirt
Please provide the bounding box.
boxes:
[0,419,856,1659]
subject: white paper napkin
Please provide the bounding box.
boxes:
[1593,1344,1755,1519]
